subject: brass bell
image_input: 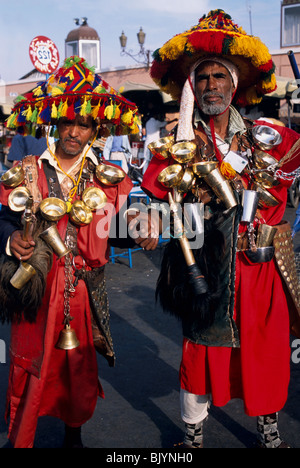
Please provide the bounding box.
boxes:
[56,324,80,350]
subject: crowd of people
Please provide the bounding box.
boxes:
[0,9,300,450]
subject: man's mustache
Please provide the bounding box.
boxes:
[63,137,82,145]
[202,91,225,100]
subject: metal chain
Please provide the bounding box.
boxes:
[63,238,75,326]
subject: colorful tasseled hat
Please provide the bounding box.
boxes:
[150,9,277,107]
[7,56,140,135]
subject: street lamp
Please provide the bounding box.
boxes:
[119,27,151,67]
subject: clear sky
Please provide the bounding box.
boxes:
[0,0,283,82]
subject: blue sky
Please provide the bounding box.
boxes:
[0,0,282,82]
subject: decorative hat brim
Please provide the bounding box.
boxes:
[150,10,277,106]
[7,56,140,135]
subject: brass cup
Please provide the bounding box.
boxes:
[69,200,93,226]
[157,164,184,188]
[252,125,282,151]
[40,224,71,259]
[204,168,237,209]
[39,198,67,222]
[10,262,36,290]
[56,324,80,350]
[0,165,25,188]
[252,183,279,208]
[253,150,278,170]
[170,141,197,164]
[256,224,278,248]
[96,163,125,186]
[82,187,107,211]
[192,161,218,177]
[148,136,174,160]
[176,168,195,193]
[253,171,280,189]
[8,187,31,212]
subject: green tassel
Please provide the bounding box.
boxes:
[86,99,92,115]
[15,95,27,103]
[30,108,38,123]
[57,100,64,118]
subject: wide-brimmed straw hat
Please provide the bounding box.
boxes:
[7,56,140,135]
[150,9,277,107]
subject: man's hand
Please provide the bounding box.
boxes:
[10,230,35,261]
[127,209,161,251]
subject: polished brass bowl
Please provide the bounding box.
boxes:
[157,164,184,188]
[253,150,278,170]
[1,165,25,188]
[252,183,279,208]
[148,136,174,160]
[96,163,125,186]
[8,187,31,212]
[252,125,282,151]
[192,161,218,177]
[170,141,197,164]
[82,187,107,211]
[69,200,93,226]
[39,197,68,222]
[176,168,195,193]
[253,171,280,189]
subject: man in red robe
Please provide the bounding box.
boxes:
[0,56,140,448]
[141,10,300,448]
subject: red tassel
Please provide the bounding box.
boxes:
[66,103,76,120]
[150,59,171,80]
[188,31,225,55]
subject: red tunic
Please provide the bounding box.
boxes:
[1,159,132,448]
[142,121,300,417]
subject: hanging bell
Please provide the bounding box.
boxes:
[56,324,80,350]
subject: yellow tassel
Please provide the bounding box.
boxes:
[91,101,101,119]
[61,99,69,117]
[104,101,115,120]
[51,102,58,119]
[6,113,16,128]
[66,201,72,213]
[66,70,74,81]
[94,85,105,94]
[25,106,33,121]
[121,110,133,125]
[51,86,64,97]
[114,104,121,120]
[33,86,44,97]
[220,161,236,180]
[80,98,88,116]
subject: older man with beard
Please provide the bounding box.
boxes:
[141,10,300,448]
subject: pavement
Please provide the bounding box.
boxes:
[1,205,300,449]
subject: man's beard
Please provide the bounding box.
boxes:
[197,90,232,116]
[59,137,84,156]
